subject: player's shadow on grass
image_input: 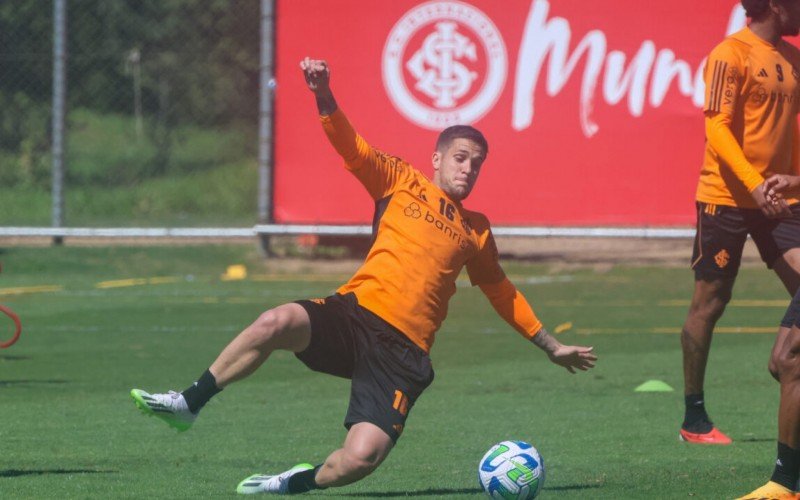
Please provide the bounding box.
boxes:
[0,469,116,478]
[331,488,481,497]
[739,437,774,443]
[332,484,601,497]
[0,379,68,387]
[0,355,30,361]
[546,484,603,491]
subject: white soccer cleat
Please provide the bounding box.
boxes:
[236,463,315,495]
[130,389,196,432]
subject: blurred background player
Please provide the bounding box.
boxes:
[680,0,800,445]
[738,173,800,500]
[129,58,597,495]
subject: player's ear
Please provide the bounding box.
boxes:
[432,150,441,171]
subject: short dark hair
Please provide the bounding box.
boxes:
[435,125,488,155]
[741,0,770,18]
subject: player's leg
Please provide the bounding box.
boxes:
[208,302,311,387]
[682,277,735,394]
[315,422,394,487]
[680,203,745,443]
[680,277,735,441]
[237,300,433,494]
[776,326,800,485]
[759,205,800,377]
[768,250,800,379]
[773,248,800,295]
[236,422,394,495]
[737,300,800,499]
[130,303,311,431]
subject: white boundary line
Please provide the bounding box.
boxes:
[0,225,696,239]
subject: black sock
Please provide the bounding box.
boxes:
[770,442,800,490]
[181,369,222,413]
[286,465,326,494]
[682,392,712,433]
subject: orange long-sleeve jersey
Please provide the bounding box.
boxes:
[320,109,541,352]
[696,27,800,208]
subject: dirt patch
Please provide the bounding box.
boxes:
[1,234,765,270]
[498,237,675,265]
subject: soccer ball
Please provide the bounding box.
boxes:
[478,440,545,499]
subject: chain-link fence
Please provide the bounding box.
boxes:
[0,0,695,242]
[1,0,263,228]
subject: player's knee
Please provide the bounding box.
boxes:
[768,356,780,382]
[690,292,730,322]
[339,446,382,478]
[249,310,286,345]
[775,345,800,381]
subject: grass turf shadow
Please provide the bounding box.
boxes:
[329,488,481,497]
[0,469,116,478]
[546,484,603,491]
[330,483,601,497]
[0,355,30,361]
[0,379,68,386]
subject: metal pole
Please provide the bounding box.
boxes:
[257,0,276,255]
[51,0,67,246]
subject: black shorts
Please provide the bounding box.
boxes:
[781,290,800,329]
[691,202,800,280]
[294,293,434,443]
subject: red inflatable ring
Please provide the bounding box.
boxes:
[0,304,21,349]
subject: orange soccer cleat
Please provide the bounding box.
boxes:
[678,426,732,444]
[735,481,800,500]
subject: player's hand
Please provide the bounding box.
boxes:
[300,57,331,94]
[753,181,792,218]
[763,174,800,205]
[546,345,597,374]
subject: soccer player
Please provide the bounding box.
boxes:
[679,0,800,445]
[129,57,597,495]
[738,174,800,500]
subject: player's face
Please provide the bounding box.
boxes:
[778,0,800,36]
[432,138,487,201]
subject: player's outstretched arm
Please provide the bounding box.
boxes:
[299,56,403,196]
[479,278,595,373]
[300,57,337,115]
[764,174,800,205]
[531,328,596,374]
[299,56,366,167]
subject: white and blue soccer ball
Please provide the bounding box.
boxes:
[478,440,545,499]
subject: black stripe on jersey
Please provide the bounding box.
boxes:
[707,61,718,111]
[709,60,728,112]
[369,195,392,248]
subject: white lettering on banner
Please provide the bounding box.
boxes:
[512,0,746,137]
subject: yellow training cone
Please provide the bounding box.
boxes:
[554,322,573,334]
[634,380,674,392]
[222,265,248,281]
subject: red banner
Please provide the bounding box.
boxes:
[274,0,752,226]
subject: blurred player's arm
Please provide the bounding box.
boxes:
[705,112,790,217]
[479,278,596,374]
[300,57,409,199]
[705,111,764,191]
[765,174,800,203]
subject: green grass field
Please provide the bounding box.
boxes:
[0,245,790,498]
